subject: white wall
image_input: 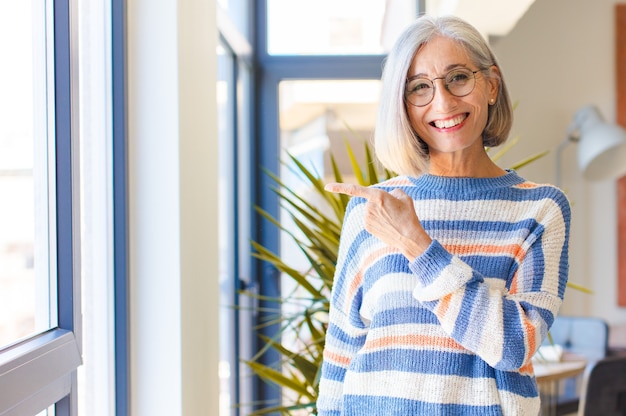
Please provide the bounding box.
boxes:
[127,0,219,414]
[491,0,626,325]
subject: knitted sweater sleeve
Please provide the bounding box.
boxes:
[317,199,370,416]
[409,188,571,371]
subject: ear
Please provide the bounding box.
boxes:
[486,65,501,101]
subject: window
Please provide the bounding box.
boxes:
[267,0,388,55]
[251,0,418,411]
[0,1,82,414]
[0,0,56,353]
[218,3,254,416]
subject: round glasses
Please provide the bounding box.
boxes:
[404,68,483,107]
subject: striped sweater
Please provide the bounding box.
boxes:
[317,171,570,416]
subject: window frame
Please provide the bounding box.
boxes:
[0,0,82,414]
[217,3,255,415]
[112,0,129,414]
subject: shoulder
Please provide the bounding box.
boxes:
[510,178,571,222]
[512,178,569,204]
[373,176,414,189]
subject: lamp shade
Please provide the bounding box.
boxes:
[574,105,626,181]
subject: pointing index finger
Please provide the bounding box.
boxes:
[324,182,376,199]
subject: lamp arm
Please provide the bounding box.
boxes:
[555,134,574,188]
[555,119,582,188]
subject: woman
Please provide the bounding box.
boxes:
[317,15,570,416]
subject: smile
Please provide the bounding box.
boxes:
[431,113,468,129]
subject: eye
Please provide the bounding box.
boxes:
[407,79,433,96]
[446,69,472,85]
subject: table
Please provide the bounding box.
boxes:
[534,354,587,416]
[535,357,587,383]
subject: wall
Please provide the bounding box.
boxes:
[127,0,220,414]
[491,0,626,325]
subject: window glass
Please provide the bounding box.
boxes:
[278,80,381,263]
[277,79,380,409]
[0,1,56,349]
[267,0,389,55]
[36,405,55,416]
[218,0,250,41]
[279,79,380,178]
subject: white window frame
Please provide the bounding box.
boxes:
[0,0,82,414]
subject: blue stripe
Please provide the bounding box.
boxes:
[320,361,347,382]
[362,253,410,289]
[349,350,539,398]
[351,349,495,378]
[463,256,517,281]
[326,320,367,346]
[342,395,504,416]
[423,218,538,233]
[371,303,439,327]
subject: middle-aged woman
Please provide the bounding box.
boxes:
[317,14,571,416]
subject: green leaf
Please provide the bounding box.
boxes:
[566,281,594,294]
[245,361,314,399]
[509,150,550,171]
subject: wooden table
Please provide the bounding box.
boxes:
[534,354,587,416]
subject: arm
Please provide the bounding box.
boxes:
[409,191,571,371]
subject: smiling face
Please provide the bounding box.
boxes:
[406,36,500,172]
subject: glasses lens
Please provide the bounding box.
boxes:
[405,78,433,106]
[445,69,475,97]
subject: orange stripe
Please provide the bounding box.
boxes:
[520,360,534,376]
[436,293,453,317]
[509,270,519,294]
[522,318,537,363]
[515,182,540,189]
[379,177,413,187]
[364,334,465,351]
[445,243,523,257]
[324,350,351,366]
[345,246,400,312]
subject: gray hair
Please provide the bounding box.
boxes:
[374,15,513,176]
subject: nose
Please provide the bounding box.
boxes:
[431,79,457,111]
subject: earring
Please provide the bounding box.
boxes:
[489,98,496,105]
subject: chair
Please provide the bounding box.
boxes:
[545,316,609,361]
[577,355,626,415]
[542,316,609,415]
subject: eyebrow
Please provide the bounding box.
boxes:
[407,63,469,80]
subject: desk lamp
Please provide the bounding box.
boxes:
[555,105,626,186]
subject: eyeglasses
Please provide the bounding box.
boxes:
[404,68,484,107]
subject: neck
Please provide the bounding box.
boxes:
[428,150,506,178]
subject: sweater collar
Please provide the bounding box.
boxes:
[407,169,525,195]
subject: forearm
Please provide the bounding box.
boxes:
[409,240,565,370]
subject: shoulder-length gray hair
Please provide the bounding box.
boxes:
[374,15,513,177]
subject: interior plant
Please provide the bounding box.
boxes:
[244,136,586,415]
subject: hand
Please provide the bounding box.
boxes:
[325,183,432,261]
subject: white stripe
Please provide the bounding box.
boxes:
[498,389,540,416]
[414,197,562,223]
[414,256,473,301]
[343,370,500,406]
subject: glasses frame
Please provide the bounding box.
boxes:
[404,68,484,107]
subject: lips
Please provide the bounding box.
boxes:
[431,113,468,129]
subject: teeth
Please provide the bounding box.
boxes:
[433,114,466,129]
